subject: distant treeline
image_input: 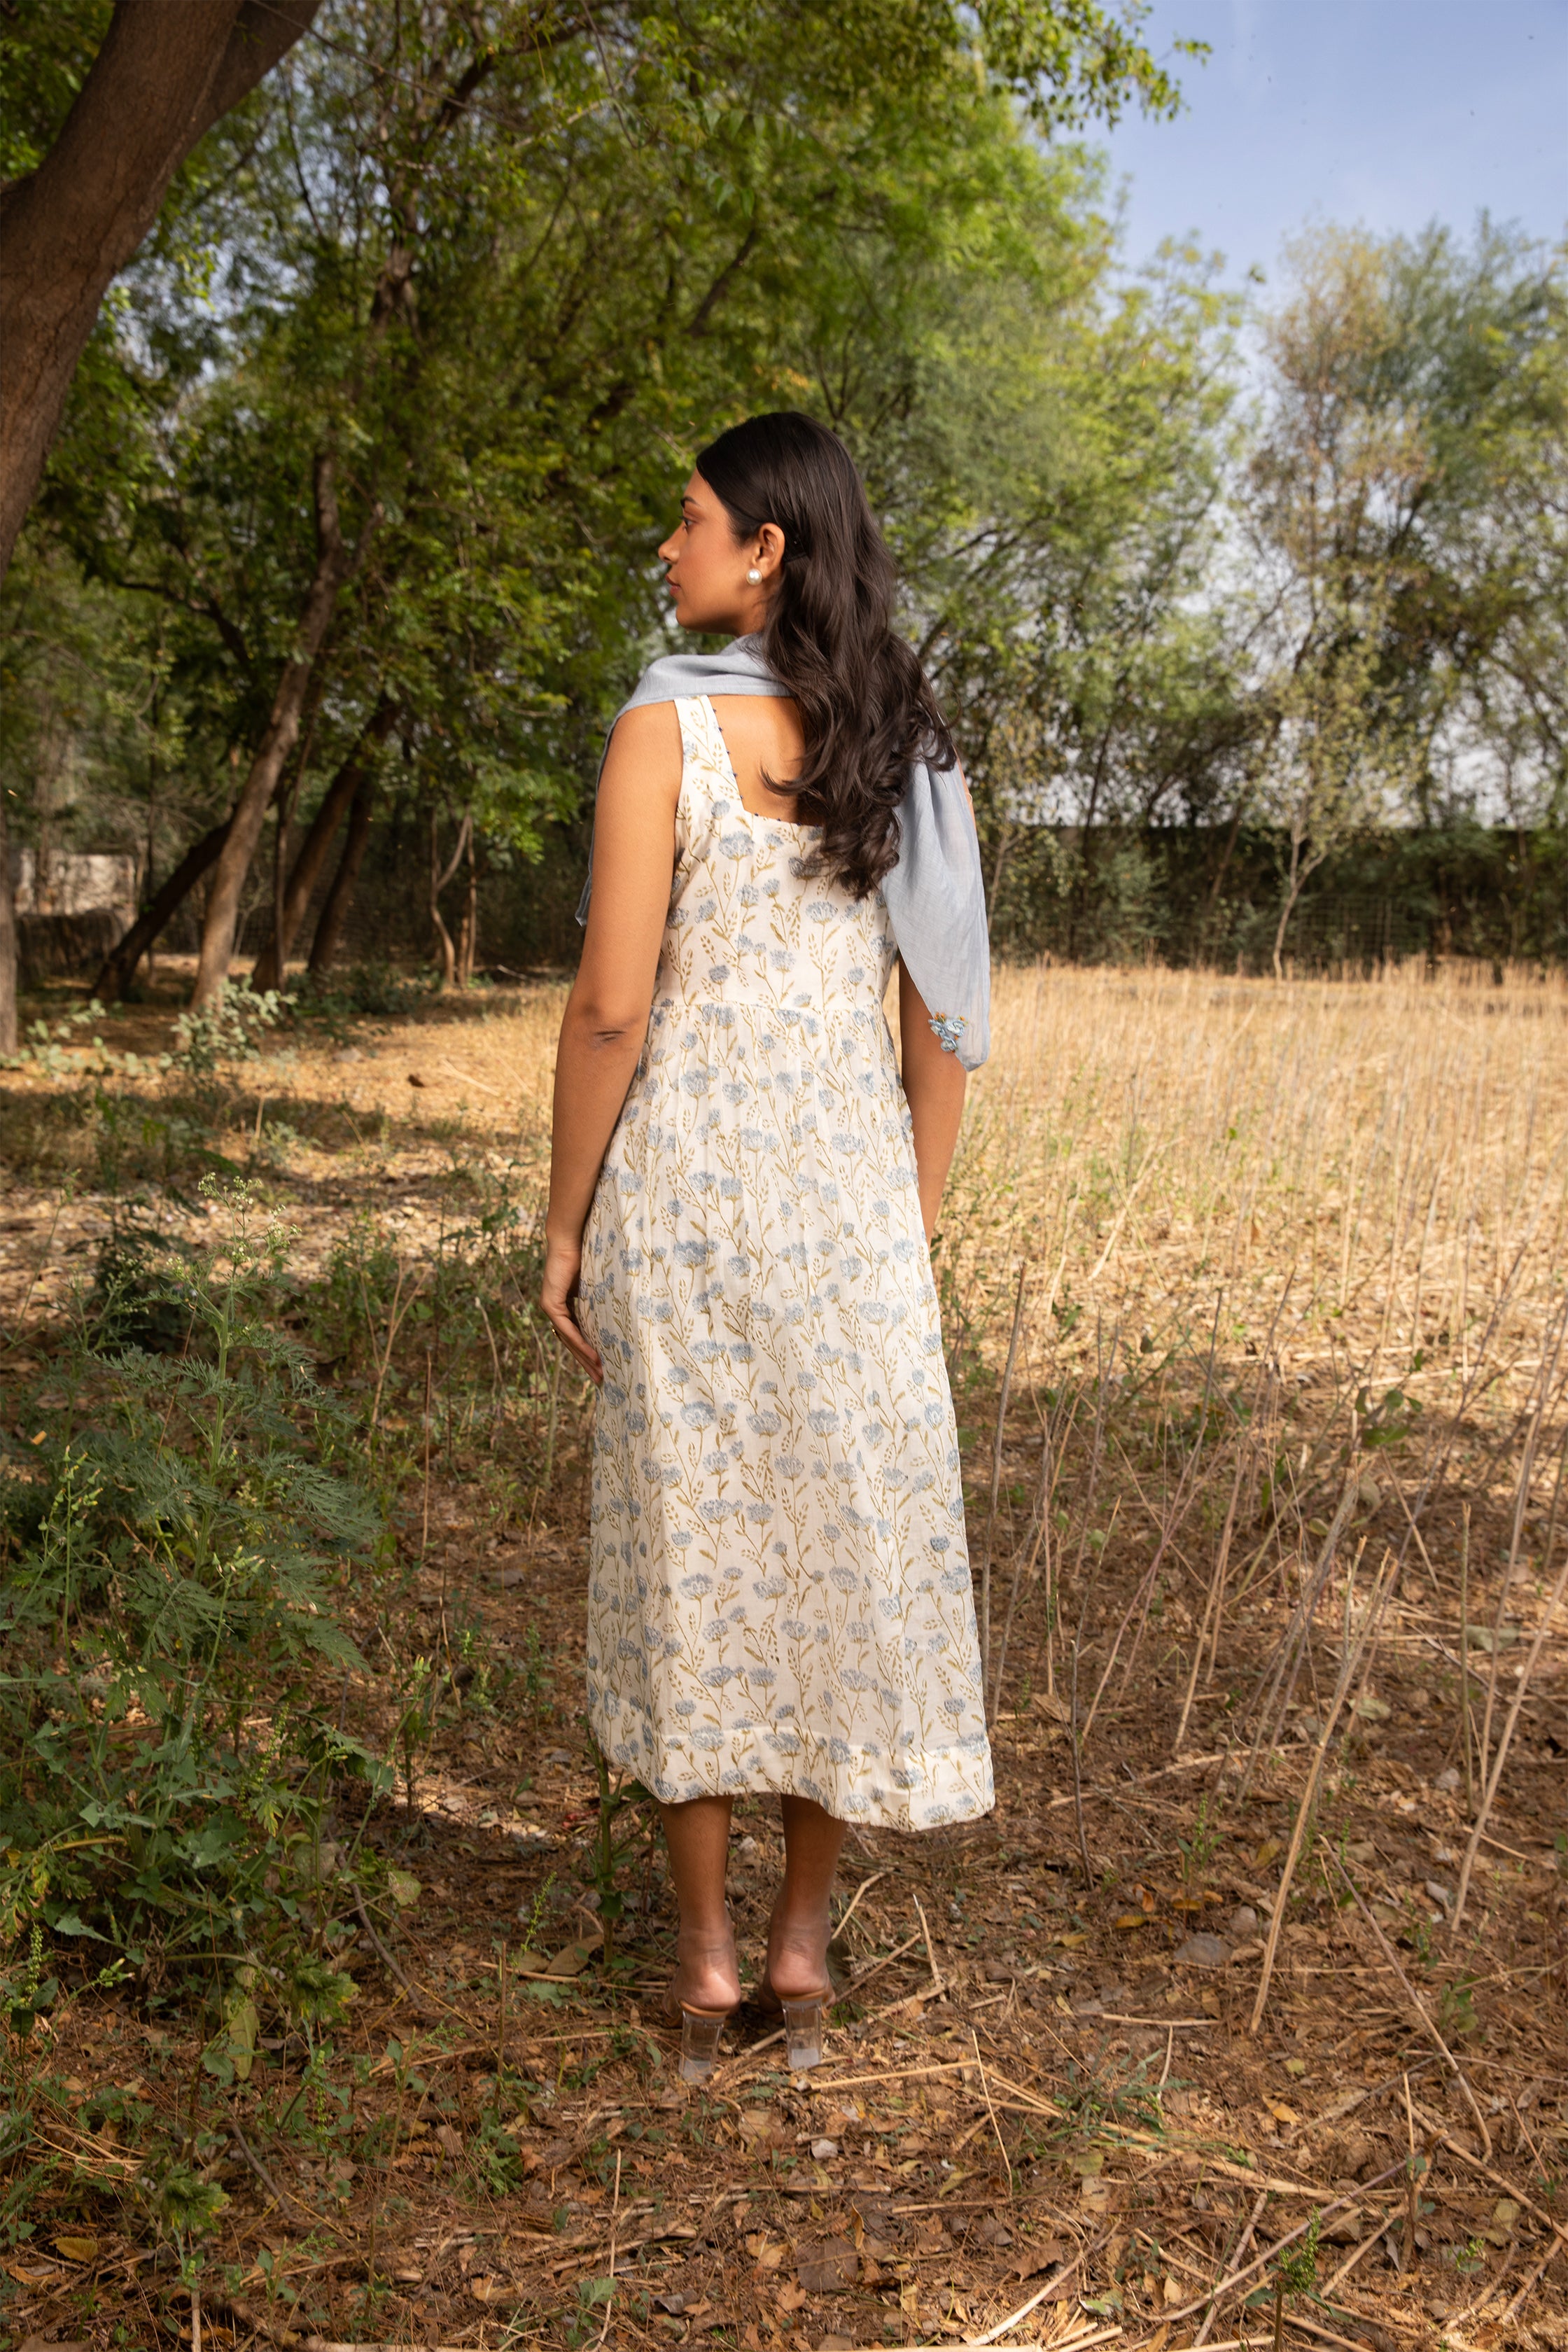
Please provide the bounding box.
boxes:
[983,821,1568,972]
[76,813,1553,987]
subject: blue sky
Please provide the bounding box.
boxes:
[1096,0,1568,281]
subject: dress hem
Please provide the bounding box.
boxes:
[589,1701,995,1831]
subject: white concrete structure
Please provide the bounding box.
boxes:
[11,849,136,920]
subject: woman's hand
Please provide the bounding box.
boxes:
[540,1233,603,1385]
[897,958,968,1242]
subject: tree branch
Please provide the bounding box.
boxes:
[0,0,323,579]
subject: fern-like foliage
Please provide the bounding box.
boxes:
[0,1183,384,1968]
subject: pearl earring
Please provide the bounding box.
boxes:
[746,566,762,583]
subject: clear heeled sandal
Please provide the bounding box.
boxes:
[678,2005,730,2085]
[750,1973,833,2072]
[781,1995,827,2072]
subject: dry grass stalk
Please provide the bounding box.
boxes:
[981,1259,1029,1711]
[991,1423,1052,1709]
[1247,1549,1394,2032]
[1449,1426,1568,1934]
[367,1255,426,1428]
[1458,1499,1476,1808]
[1400,2071,1420,2272]
[1173,1440,1245,1754]
[1233,1476,1362,1798]
[1078,1317,1222,1747]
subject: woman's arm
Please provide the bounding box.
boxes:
[541,701,682,1382]
[898,957,968,1242]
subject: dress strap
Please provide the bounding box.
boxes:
[673,695,732,841]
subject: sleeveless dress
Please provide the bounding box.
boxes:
[579,696,993,1828]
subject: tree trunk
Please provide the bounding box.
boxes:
[987,816,1015,926]
[92,812,234,1003]
[190,453,372,1007]
[457,821,478,986]
[307,766,379,979]
[429,809,471,992]
[1273,830,1307,981]
[0,784,17,1055]
[265,664,330,993]
[0,1,322,585]
[252,697,396,990]
[1203,792,1252,920]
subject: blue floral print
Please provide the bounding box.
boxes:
[579,696,993,1828]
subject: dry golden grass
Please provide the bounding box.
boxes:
[220,953,1568,1412]
[10,956,1567,1392]
[949,960,1568,1405]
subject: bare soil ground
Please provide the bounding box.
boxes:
[1,961,1564,2352]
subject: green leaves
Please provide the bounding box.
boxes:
[204,1968,262,2085]
[147,2158,227,2247]
[284,1955,357,2033]
[0,1189,381,1968]
[1354,1383,1421,1450]
[975,0,1186,127]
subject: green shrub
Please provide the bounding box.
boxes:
[0,1181,386,1979]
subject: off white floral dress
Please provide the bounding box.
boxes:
[580,695,993,1828]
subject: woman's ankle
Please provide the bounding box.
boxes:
[674,1917,740,2011]
[765,1911,832,2001]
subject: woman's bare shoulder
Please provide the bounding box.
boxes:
[606,699,682,764]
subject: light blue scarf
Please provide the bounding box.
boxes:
[575,635,990,1070]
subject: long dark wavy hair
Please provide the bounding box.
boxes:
[693,412,954,900]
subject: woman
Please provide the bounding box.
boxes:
[542,412,993,2082]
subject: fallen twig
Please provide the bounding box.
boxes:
[1408,2092,1568,2256]
[227,2113,344,2239]
[352,1888,454,2019]
[833,1865,895,1942]
[839,1930,923,1994]
[1498,2227,1564,2328]
[1315,2215,1396,2303]
[1040,1749,1231,1809]
[1329,1854,1492,2159]
[1309,2050,1438,2132]
[912,1891,945,1997]
[1151,2156,1409,2337]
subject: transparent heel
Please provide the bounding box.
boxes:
[679,2008,726,2085]
[783,1996,825,2072]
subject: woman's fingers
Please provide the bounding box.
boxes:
[540,1275,603,1384]
[545,1303,602,1382]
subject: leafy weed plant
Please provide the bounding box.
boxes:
[0,1182,383,1984]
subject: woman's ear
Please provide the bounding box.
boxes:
[755,521,788,580]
